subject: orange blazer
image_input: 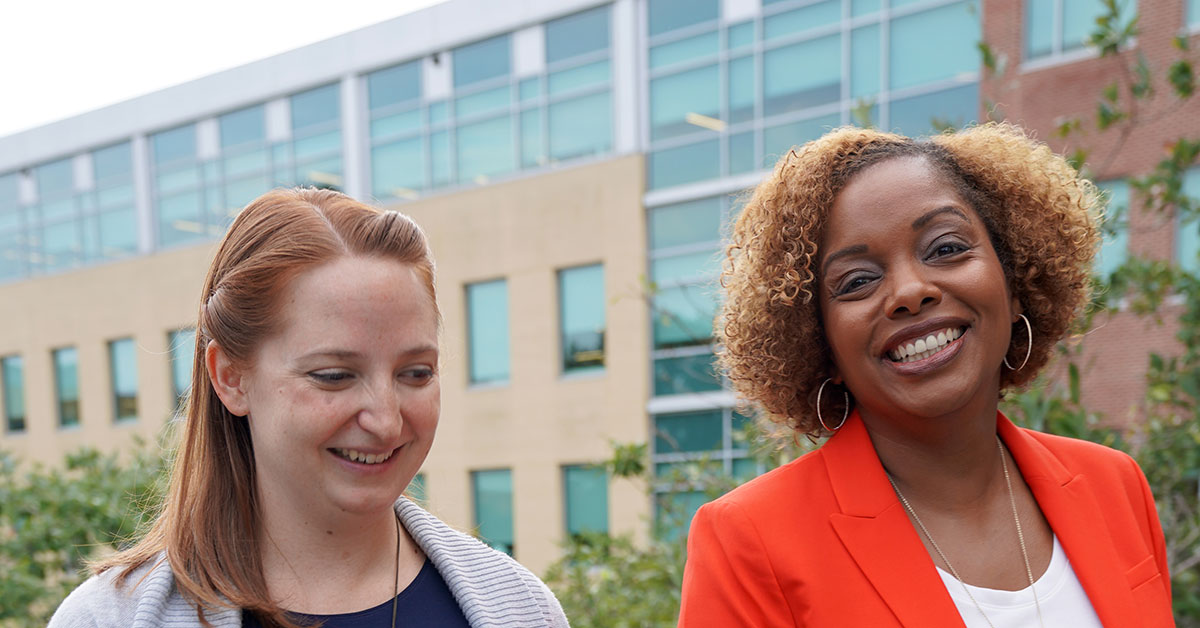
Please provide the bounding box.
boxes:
[678,411,1174,627]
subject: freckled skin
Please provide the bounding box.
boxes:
[818,156,1020,435]
[239,256,440,525]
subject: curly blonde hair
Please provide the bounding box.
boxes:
[718,123,1100,437]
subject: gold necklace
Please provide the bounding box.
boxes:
[887,437,1045,628]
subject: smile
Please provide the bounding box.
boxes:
[331,447,398,465]
[888,327,964,363]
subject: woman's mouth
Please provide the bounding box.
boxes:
[330,447,398,465]
[887,327,964,363]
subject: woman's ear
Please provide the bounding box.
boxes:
[206,340,250,417]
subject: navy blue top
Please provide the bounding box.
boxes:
[242,558,471,627]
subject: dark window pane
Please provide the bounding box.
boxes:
[368,61,422,110]
[546,5,610,64]
[560,264,605,371]
[152,125,197,165]
[110,338,138,422]
[93,143,133,182]
[764,35,841,116]
[649,0,719,36]
[454,35,511,87]
[54,347,80,428]
[291,84,341,131]
[220,105,266,148]
[650,197,722,250]
[2,355,25,433]
[888,83,977,137]
[37,159,75,197]
[564,465,608,535]
[467,280,510,384]
[654,353,721,395]
[655,409,723,454]
[473,469,514,555]
[649,139,719,190]
[763,113,841,166]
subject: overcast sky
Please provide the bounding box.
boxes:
[0,0,446,139]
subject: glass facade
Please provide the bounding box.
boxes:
[0,174,22,281]
[33,158,82,273]
[169,328,196,402]
[466,279,511,384]
[472,468,515,555]
[109,338,138,422]
[90,142,138,262]
[53,347,80,428]
[559,264,605,372]
[563,464,609,536]
[1025,0,1108,61]
[218,105,271,216]
[1095,179,1129,278]
[152,123,216,247]
[289,84,344,190]
[2,355,24,433]
[646,0,980,191]
[1179,168,1200,273]
[1191,0,1200,28]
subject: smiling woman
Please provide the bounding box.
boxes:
[48,189,568,628]
[678,124,1175,627]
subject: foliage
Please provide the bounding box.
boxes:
[0,441,167,626]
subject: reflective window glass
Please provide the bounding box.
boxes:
[2,355,24,433]
[453,35,511,88]
[729,131,755,174]
[1026,0,1054,58]
[456,116,514,182]
[852,0,882,16]
[109,338,138,422]
[43,220,81,272]
[650,197,721,249]
[291,84,340,131]
[1062,0,1107,52]
[519,78,541,102]
[521,108,545,168]
[548,92,611,161]
[430,131,451,186]
[0,173,17,205]
[654,353,721,396]
[764,35,841,115]
[652,251,720,284]
[98,207,137,259]
[368,61,422,110]
[728,55,755,124]
[728,21,754,50]
[372,138,426,198]
[649,0,719,36]
[763,113,841,163]
[655,409,722,454]
[654,489,707,540]
[0,230,24,281]
[158,191,206,247]
[93,143,133,182]
[37,159,75,198]
[152,125,197,165]
[560,264,605,372]
[1178,168,1200,272]
[169,328,196,401]
[888,83,977,137]
[650,31,719,69]
[649,139,720,190]
[564,465,608,535]
[1095,180,1129,278]
[763,1,840,42]
[54,347,80,428]
[653,285,717,349]
[547,60,610,96]
[851,24,881,98]
[220,106,265,148]
[472,469,514,555]
[546,5,610,64]
[890,2,978,90]
[650,65,720,140]
[1191,0,1200,27]
[467,279,510,384]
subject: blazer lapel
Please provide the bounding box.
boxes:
[997,416,1141,627]
[824,413,967,628]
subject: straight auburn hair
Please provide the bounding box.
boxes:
[94,188,438,627]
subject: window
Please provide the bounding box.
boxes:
[472,469,514,555]
[169,328,196,402]
[109,338,138,422]
[2,356,24,433]
[1191,0,1200,29]
[33,158,82,274]
[218,105,271,216]
[559,264,605,372]
[645,0,980,191]
[1095,180,1130,278]
[0,173,24,281]
[564,464,608,536]
[152,123,213,247]
[368,61,424,199]
[1025,0,1111,61]
[466,280,510,384]
[53,347,80,428]
[289,84,343,190]
[90,142,138,262]
[1178,168,1200,273]
[453,35,511,88]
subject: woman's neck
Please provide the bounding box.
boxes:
[255,492,424,615]
[859,402,1005,511]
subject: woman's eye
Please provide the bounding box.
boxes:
[837,275,873,295]
[931,241,968,258]
[400,367,435,383]
[309,371,352,384]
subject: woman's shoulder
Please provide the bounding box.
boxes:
[395,498,569,628]
[48,555,173,628]
[695,447,835,525]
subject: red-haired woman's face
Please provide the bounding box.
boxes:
[817,156,1019,429]
[236,256,439,520]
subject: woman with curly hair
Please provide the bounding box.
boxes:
[678,123,1173,627]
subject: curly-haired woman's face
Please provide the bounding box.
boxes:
[817,156,1020,429]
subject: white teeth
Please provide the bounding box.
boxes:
[333,447,394,465]
[888,327,964,363]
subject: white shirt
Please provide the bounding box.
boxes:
[937,535,1104,628]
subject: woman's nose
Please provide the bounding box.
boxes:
[357,382,404,439]
[885,262,941,317]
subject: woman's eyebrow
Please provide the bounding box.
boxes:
[822,244,868,268]
[912,206,970,230]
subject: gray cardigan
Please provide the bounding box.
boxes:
[48,498,570,627]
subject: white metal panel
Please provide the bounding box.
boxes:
[513,23,546,77]
[195,118,219,161]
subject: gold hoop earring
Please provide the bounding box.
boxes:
[1003,314,1033,371]
[816,378,849,431]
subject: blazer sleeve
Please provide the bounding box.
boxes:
[679,499,795,627]
[1128,453,1172,604]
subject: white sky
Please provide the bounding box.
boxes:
[0,0,447,139]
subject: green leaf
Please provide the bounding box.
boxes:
[1168,60,1195,99]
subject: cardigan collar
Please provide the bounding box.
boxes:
[822,410,1140,627]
